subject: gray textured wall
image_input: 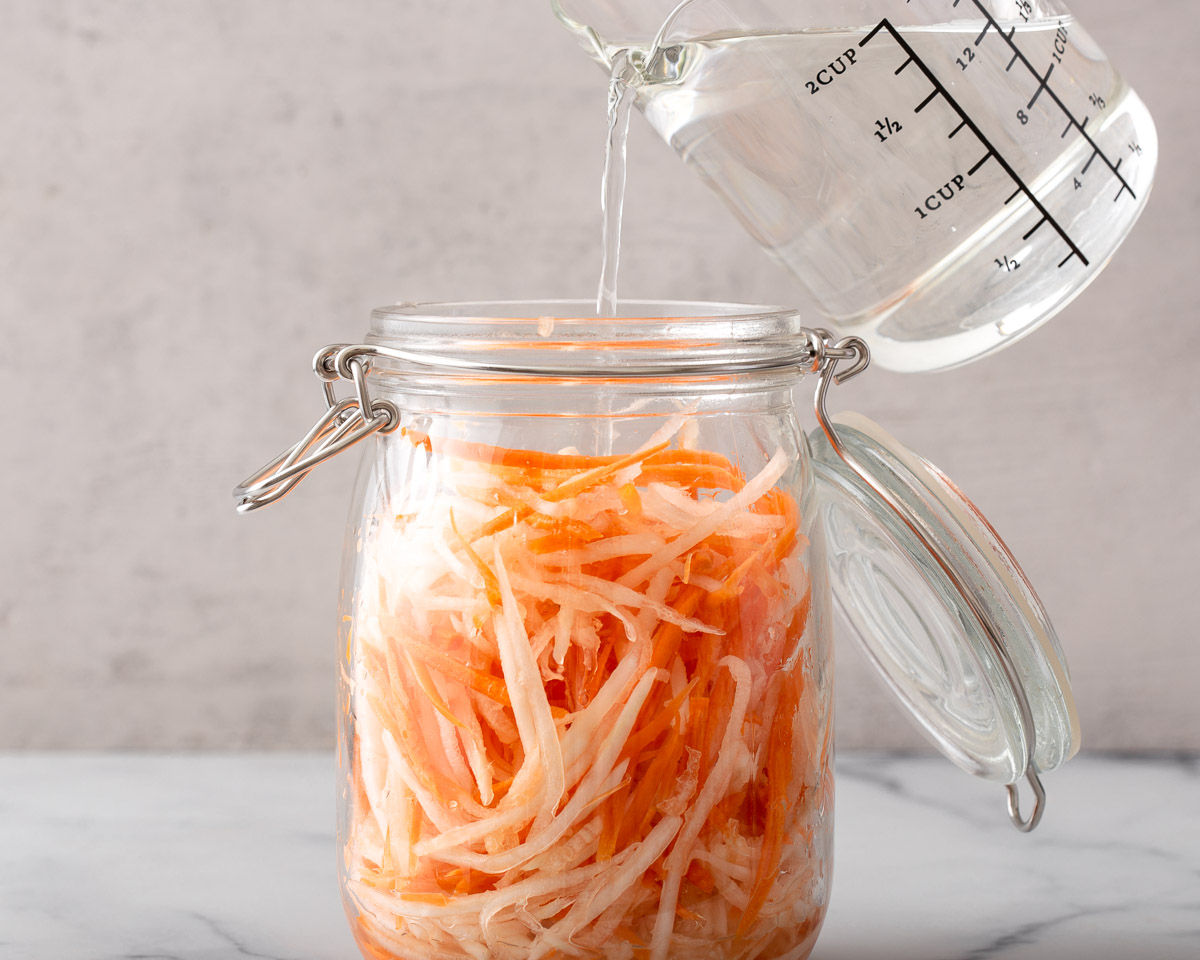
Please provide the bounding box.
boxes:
[2,1,1196,752]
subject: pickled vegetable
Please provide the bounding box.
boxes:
[342,428,830,960]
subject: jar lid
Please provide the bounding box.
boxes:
[809,411,1080,804]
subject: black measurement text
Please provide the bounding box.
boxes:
[914,175,966,219]
[874,117,903,143]
[805,49,859,94]
[861,6,1137,269]
[1051,23,1069,65]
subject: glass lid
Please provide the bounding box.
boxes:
[809,410,1080,801]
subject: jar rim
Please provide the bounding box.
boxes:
[372,300,798,323]
[367,300,810,378]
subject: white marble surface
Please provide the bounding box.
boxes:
[2,754,1196,959]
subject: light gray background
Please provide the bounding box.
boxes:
[1,1,1196,751]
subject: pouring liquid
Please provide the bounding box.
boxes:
[596,53,641,317]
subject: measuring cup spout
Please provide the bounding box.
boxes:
[552,0,695,63]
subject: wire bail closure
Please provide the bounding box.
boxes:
[233,345,401,513]
[233,331,848,514]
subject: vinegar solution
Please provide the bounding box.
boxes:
[596,53,641,317]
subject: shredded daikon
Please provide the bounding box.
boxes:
[343,434,830,960]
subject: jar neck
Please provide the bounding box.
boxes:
[369,369,804,420]
[365,300,811,382]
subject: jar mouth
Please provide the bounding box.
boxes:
[367,300,809,379]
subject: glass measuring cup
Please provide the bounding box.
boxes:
[553,0,1158,372]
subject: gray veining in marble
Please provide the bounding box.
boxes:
[1,754,1196,960]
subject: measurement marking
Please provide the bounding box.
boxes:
[1061,119,1073,139]
[915,88,940,113]
[1005,188,1022,205]
[1059,251,1080,268]
[1111,159,1128,201]
[968,151,994,176]
[1027,63,1054,109]
[861,17,1088,268]
[975,21,992,45]
[949,119,967,139]
[967,0,1135,201]
[862,20,886,44]
[1082,150,1099,175]
[895,56,914,74]
[1023,217,1047,240]
[1006,52,1020,72]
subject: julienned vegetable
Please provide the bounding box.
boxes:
[342,427,831,960]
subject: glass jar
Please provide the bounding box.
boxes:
[236,301,1078,960]
[336,301,832,960]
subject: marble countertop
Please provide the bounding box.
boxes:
[2,754,1196,960]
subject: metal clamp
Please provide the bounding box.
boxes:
[1006,767,1047,833]
[233,346,400,513]
[811,333,1046,833]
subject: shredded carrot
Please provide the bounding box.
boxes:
[448,510,501,607]
[619,482,642,519]
[403,652,466,730]
[621,678,698,766]
[623,726,686,847]
[399,636,511,706]
[344,433,828,959]
[542,441,670,503]
[738,671,800,934]
[399,892,449,906]
[650,585,706,671]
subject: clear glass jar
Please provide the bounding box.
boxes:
[236,299,1077,960]
[335,302,834,960]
